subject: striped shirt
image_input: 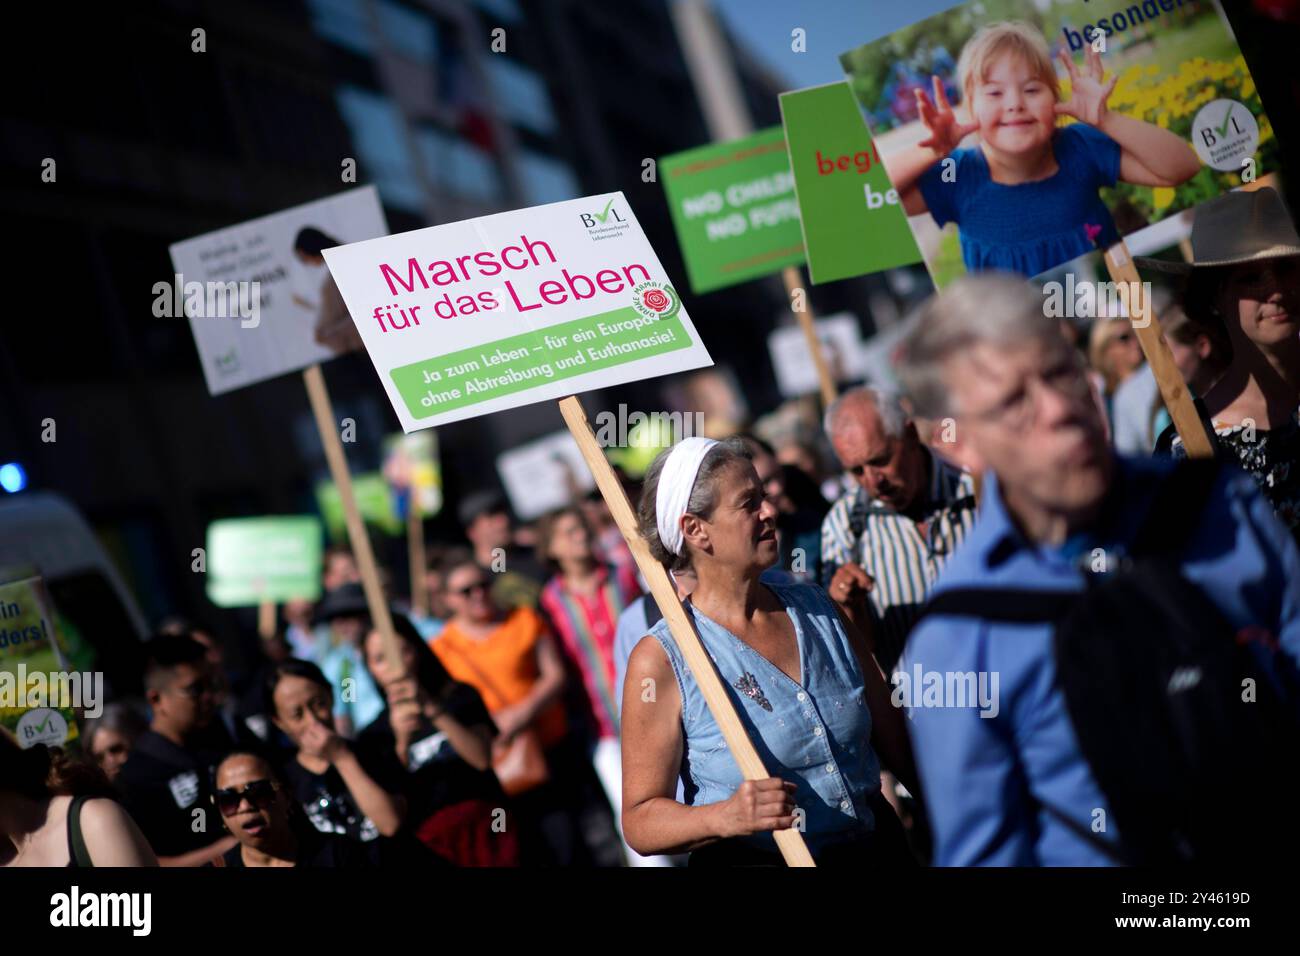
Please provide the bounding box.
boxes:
[820,451,978,670]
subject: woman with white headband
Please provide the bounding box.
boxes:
[620,436,916,866]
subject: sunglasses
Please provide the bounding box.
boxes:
[214,779,280,816]
[452,580,489,597]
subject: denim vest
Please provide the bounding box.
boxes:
[649,582,881,854]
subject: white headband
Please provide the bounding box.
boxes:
[655,437,719,556]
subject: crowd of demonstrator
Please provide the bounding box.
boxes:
[3,189,1299,869]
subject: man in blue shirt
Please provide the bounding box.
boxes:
[893,274,1300,866]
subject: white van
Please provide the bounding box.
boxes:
[0,492,149,696]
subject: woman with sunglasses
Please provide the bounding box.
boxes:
[428,551,603,865]
[357,612,520,866]
[1,728,156,867]
[212,751,378,867]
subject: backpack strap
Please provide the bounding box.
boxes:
[66,795,94,868]
[1039,802,1135,866]
[919,588,1076,625]
[1128,459,1222,559]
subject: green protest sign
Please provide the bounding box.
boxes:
[1,568,81,751]
[660,127,806,294]
[780,83,922,285]
[206,516,323,607]
[315,474,403,539]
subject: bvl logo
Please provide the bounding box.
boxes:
[580,197,626,229]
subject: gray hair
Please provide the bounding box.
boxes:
[637,437,751,572]
[82,701,147,749]
[823,386,908,440]
[896,274,1062,419]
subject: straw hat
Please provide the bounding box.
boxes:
[1135,187,1300,274]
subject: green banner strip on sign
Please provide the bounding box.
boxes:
[391,307,692,419]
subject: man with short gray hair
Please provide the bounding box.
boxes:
[820,385,977,672]
[896,273,1300,866]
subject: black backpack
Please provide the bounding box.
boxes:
[920,460,1300,865]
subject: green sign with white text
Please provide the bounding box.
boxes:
[660,127,806,294]
[779,83,922,284]
[206,516,323,607]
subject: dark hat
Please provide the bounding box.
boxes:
[1135,187,1300,274]
[311,582,370,625]
[457,489,508,528]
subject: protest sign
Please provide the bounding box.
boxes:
[175,186,407,668]
[328,189,813,864]
[496,430,595,522]
[381,431,442,615]
[659,127,806,295]
[382,431,442,519]
[839,0,1276,287]
[1,569,81,751]
[315,473,402,539]
[321,192,714,433]
[205,516,322,608]
[170,186,388,394]
[767,313,868,398]
[779,83,922,284]
[836,0,1268,455]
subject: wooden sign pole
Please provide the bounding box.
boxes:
[303,363,403,670]
[557,395,816,867]
[407,504,428,617]
[1103,243,1214,458]
[781,266,838,409]
[257,600,276,642]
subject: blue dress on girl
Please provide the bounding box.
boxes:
[918,123,1123,278]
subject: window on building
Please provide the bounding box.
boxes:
[306,0,375,56]
[471,0,522,24]
[484,57,557,135]
[416,127,504,204]
[376,1,439,62]
[335,85,424,213]
[515,150,580,206]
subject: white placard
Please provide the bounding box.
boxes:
[322,193,713,432]
[496,430,595,522]
[767,313,866,398]
[170,187,388,395]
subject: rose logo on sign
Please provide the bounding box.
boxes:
[632,281,680,320]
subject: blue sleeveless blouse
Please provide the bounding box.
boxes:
[648,582,881,854]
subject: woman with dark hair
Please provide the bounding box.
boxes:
[620,437,917,866]
[535,505,640,850]
[764,463,831,585]
[1146,188,1300,538]
[1,728,157,867]
[358,613,520,866]
[211,751,380,868]
[264,658,404,844]
[290,225,361,354]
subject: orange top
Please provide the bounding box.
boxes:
[431,607,568,748]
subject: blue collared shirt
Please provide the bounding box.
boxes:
[902,456,1300,866]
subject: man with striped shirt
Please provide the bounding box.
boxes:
[821,387,978,672]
